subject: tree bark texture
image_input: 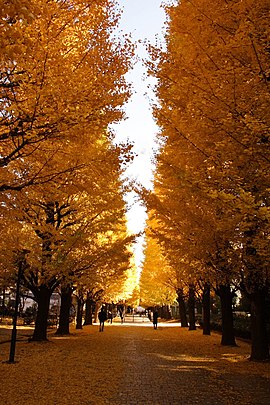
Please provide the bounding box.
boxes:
[218,284,236,346]
[1,288,6,313]
[249,288,269,361]
[188,284,196,331]
[32,286,52,341]
[76,296,83,329]
[177,288,188,327]
[202,283,211,335]
[84,294,94,325]
[56,285,72,335]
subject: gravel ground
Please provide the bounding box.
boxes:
[0,318,269,405]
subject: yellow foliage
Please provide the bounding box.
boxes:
[144,0,270,292]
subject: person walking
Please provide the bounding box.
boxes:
[98,307,107,332]
[119,307,125,324]
[108,311,113,324]
[153,310,158,330]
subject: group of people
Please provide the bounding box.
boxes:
[98,307,159,331]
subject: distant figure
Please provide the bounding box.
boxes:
[98,308,107,332]
[153,310,158,329]
[119,308,125,324]
[120,310,124,324]
[108,311,113,324]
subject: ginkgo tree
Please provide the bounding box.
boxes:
[9,134,133,340]
[71,239,138,330]
[0,0,133,192]
[146,0,269,360]
[0,0,136,340]
[139,219,177,308]
[63,215,135,331]
[141,183,215,331]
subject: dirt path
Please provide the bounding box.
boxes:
[0,320,269,404]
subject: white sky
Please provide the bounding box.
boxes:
[112,0,168,268]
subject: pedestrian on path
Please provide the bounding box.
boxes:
[153,310,158,329]
[108,311,113,324]
[119,308,125,324]
[98,307,107,332]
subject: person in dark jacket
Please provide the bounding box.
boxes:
[98,308,107,332]
[108,311,113,324]
[153,310,158,329]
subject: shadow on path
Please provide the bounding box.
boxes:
[0,321,269,405]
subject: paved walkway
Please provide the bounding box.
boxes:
[0,315,269,404]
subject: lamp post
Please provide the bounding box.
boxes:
[8,249,29,364]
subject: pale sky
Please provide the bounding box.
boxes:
[112,0,168,267]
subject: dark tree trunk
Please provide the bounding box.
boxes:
[160,305,171,320]
[1,288,6,313]
[56,285,72,335]
[249,288,269,361]
[32,286,52,341]
[188,284,196,331]
[76,296,83,329]
[84,293,93,325]
[159,305,164,318]
[217,284,236,346]
[177,288,188,327]
[202,283,211,335]
[160,305,166,319]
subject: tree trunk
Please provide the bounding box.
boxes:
[84,293,93,325]
[249,288,269,361]
[188,284,196,331]
[202,283,211,335]
[76,296,83,329]
[31,286,52,341]
[218,284,236,346]
[94,302,101,324]
[56,285,72,335]
[177,288,188,327]
[1,288,6,313]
